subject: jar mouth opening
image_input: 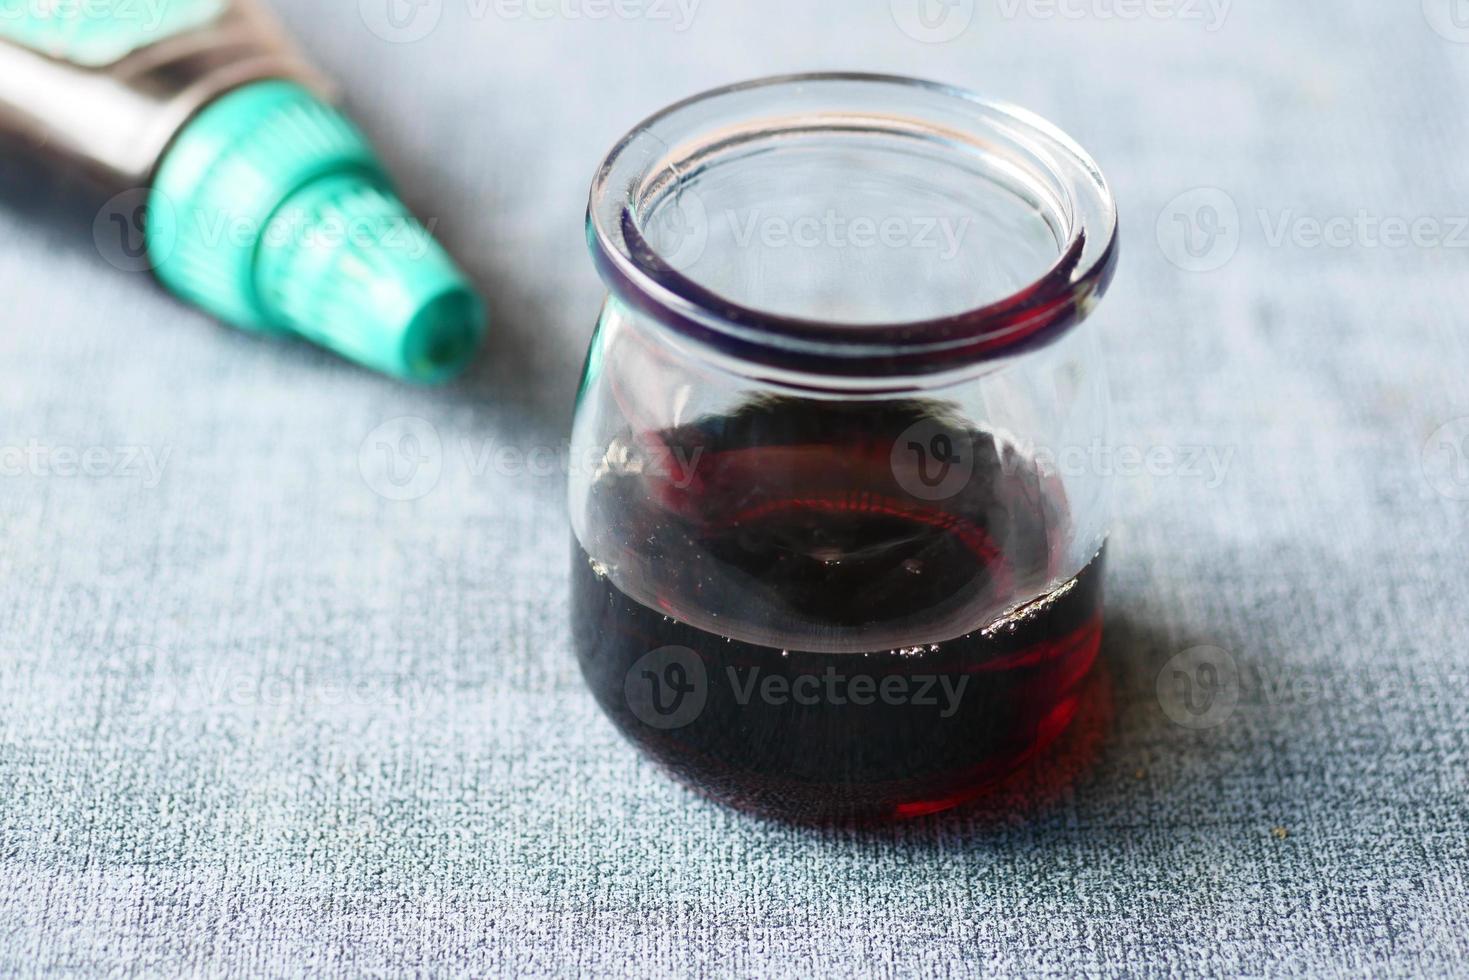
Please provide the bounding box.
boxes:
[588,73,1119,379]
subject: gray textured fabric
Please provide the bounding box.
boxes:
[3,0,1468,976]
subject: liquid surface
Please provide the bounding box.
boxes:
[572,401,1104,821]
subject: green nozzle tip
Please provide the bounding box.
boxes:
[256,175,485,384]
[149,81,485,383]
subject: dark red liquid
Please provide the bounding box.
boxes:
[572,401,1104,821]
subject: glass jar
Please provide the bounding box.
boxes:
[571,74,1118,822]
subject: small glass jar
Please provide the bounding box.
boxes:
[571,74,1118,822]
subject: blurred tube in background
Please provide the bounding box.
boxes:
[0,0,486,384]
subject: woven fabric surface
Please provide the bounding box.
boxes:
[2,0,1467,975]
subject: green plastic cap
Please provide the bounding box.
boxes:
[148,80,485,383]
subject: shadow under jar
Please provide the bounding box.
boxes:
[571,74,1119,823]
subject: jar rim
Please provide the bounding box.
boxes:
[587,73,1119,378]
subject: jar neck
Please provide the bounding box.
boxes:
[589,74,1119,383]
[601,295,1081,399]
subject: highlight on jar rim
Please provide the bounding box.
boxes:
[588,73,1118,380]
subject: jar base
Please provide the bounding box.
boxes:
[574,542,1106,824]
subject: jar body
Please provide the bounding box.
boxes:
[570,302,1111,821]
[574,75,1118,821]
